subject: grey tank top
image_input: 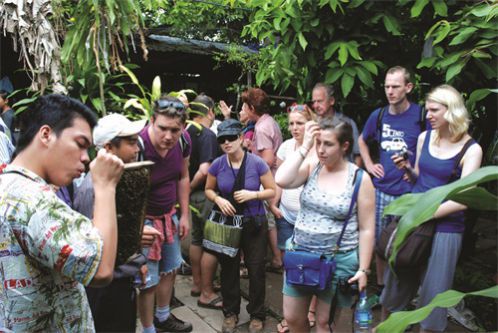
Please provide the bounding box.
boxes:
[293,162,359,253]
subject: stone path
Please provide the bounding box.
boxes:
[137,270,471,332]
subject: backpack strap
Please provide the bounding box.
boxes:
[418,105,427,132]
[449,138,475,182]
[179,131,190,155]
[334,168,364,253]
[375,106,387,144]
[137,136,145,162]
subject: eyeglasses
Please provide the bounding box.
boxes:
[217,135,239,144]
[155,100,186,112]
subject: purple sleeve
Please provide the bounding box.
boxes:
[208,156,222,176]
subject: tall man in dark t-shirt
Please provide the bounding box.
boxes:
[358,66,428,304]
[137,96,193,333]
[186,94,223,309]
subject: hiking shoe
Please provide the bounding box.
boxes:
[248,318,264,333]
[222,314,238,333]
[154,314,193,332]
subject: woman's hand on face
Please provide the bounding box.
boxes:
[215,196,236,216]
[302,121,319,151]
[233,189,256,203]
[348,270,368,291]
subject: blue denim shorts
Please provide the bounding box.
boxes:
[276,217,294,250]
[140,216,183,289]
[282,245,359,307]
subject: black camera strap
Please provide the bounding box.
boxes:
[228,151,247,214]
[228,152,264,218]
[328,167,364,329]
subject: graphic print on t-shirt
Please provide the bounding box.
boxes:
[380,124,408,152]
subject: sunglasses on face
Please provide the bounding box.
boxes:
[217,135,239,144]
[155,100,186,112]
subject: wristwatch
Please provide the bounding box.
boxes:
[358,268,371,275]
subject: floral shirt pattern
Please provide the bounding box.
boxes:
[0,165,103,332]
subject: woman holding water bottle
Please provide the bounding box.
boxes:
[276,117,375,333]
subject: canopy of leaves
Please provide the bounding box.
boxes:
[141,0,249,43]
[241,0,497,131]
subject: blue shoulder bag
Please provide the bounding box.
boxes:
[283,169,364,290]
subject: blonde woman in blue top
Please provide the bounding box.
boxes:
[276,117,375,333]
[381,84,483,332]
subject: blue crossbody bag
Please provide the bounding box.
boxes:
[283,168,364,290]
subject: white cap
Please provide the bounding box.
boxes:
[93,114,146,148]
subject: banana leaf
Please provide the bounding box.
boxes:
[384,166,498,270]
[377,285,498,333]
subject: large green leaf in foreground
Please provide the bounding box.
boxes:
[377,286,498,333]
[383,166,498,270]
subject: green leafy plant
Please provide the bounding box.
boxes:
[377,285,498,333]
[59,0,148,115]
[383,166,498,270]
[376,166,498,331]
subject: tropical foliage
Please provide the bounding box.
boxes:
[383,166,498,270]
[240,0,497,149]
[0,0,64,92]
[377,285,498,333]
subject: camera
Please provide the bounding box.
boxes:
[337,276,359,296]
[399,147,410,160]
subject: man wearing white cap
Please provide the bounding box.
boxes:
[74,113,161,332]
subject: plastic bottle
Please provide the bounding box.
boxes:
[354,290,373,333]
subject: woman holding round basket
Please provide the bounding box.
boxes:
[204,119,276,333]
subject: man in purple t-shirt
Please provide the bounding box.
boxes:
[137,96,193,333]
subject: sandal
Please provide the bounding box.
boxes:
[308,310,316,328]
[240,261,249,279]
[265,263,283,274]
[277,319,289,333]
[197,296,223,310]
[240,266,249,279]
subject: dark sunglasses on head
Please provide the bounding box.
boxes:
[155,100,186,112]
[217,135,239,144]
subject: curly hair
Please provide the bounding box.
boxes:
[241,88,270,116]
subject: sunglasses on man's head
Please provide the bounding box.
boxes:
[155,100,186,112]
[217,135,239,144]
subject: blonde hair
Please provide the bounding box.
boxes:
[426,84,469,143]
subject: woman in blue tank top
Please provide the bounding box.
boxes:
[276,117,375,333]
[380,84,483,332]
